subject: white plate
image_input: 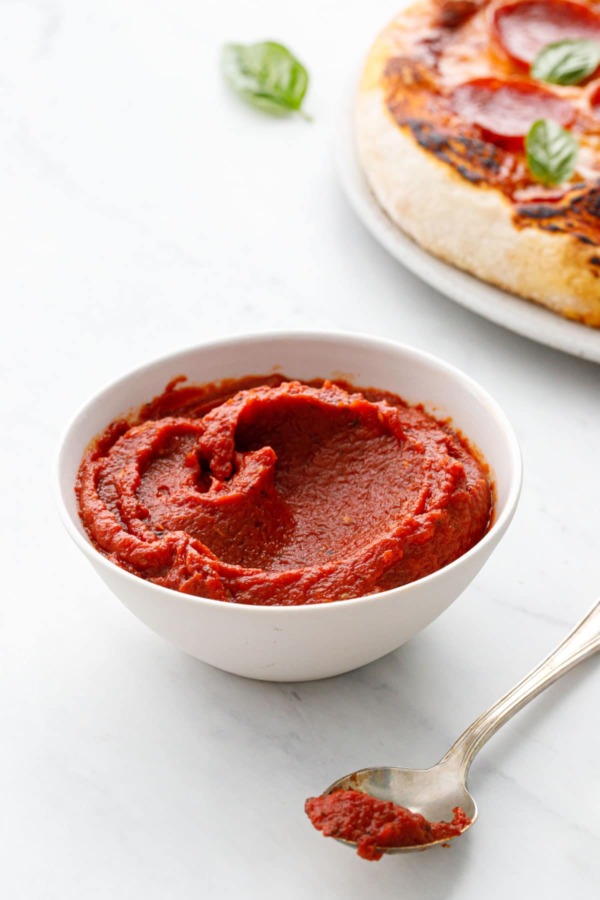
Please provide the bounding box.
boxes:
[337,82,600,364]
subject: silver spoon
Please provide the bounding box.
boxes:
[321,598,600,854]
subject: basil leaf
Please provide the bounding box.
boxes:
[221,41,310,118]
[532,38,600,86]
[525,119,578,186]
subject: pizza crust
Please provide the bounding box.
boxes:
[356,21,600,327]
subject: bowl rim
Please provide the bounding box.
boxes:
[54,329,523,614]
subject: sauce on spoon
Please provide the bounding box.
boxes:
[305,790,471,860]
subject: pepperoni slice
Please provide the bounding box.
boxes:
[591,82,600,113]
[493,0,600,68]
[450,78,575,149]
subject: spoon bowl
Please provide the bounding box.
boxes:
[324,761,477,853]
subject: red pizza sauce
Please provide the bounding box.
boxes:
[76,375,492,606]
[305,790,471,860]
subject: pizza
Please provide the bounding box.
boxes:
[356,0,600,326]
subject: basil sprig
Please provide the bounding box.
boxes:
[221,41,310,119]
[525,119,578,186]
[532,38,600,85]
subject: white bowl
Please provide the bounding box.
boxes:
[55,332,522,681]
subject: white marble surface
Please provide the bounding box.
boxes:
[2,1,600,897]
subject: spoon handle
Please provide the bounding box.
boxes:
[441,598,600,777]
